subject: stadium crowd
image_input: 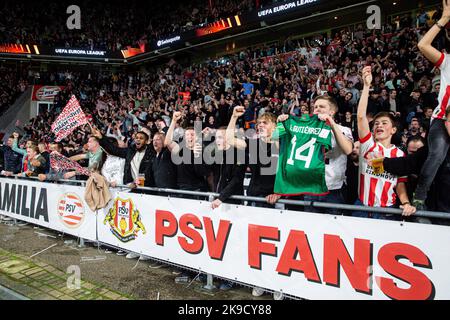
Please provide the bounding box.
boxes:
[1,6,448,207]
[0,65,28,116]
[0,0,270,51]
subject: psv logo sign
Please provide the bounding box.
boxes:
[104,198,146,242]
[57,193,85,228]
[36,86,62,101]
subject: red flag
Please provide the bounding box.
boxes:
[51,95,88,142]
[50,151,91,176]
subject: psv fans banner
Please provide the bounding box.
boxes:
[51,95,88,142]
[96,190,450,300]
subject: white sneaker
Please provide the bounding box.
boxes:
[273,291,284,300]
[139,255,150,261]
[1,216,13,222]
[116,250,127,256]
[125,252,140,259]
[16,221,28,227]
[252,287,265,297]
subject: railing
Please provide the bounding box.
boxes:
[9,175,450,220]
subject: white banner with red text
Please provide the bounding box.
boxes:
[0,178,97,241]
[96,189,450,300]
[2,177,449,300]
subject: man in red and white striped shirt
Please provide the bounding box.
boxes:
[353,66,416,219]
[414,0,450,209]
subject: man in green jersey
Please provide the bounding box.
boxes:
[273,112,332,196]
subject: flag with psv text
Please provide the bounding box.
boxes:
[50,152,91,176]
[51,95,88,142]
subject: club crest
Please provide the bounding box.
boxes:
[104,197,146,242]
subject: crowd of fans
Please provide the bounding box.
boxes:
[0,65,28,116]
[1,2,449,299]
[0,0,274,51]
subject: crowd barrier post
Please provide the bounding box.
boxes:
[203,194,218,291]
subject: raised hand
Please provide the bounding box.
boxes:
[277,114,289,123]
[362,66,372,87]
[172,111,183,122]
[232,106,245,118]
[91,126,103,139]
[443,0,450,19]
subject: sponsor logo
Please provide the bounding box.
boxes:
[35,86,62,101]
[57,193,85,228]
[157,36,181,47]
[104,198,146,242]
[0,181,48,222]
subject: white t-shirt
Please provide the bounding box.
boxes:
[131,150,145,181]
[433,53,450,120]
[325,124,354,190]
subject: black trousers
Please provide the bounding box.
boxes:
[415,119,450,201]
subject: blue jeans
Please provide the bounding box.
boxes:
[351,199,400,220]
[303,189,345,215]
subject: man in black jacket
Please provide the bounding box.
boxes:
[91,127,154,186]
[165,111,212,192]
[381,143,450,216]
[0,136,22,175]
[210,127,246,209]
[145,132,177,188]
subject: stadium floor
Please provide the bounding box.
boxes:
[0,221,269,300]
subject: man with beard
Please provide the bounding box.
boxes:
[91,126,154,261]
[91,127,154,187]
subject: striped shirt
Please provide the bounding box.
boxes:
[433,52,450,120]
[358,133,407,207]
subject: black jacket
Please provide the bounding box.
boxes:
[213,148,246,202]
[383,146,450,212]
[41,151,50,174]
[99,137,155,184]
[246,138,277,197]
[145,147,177,188]
[383,146,428,177]
[0,145,22,173]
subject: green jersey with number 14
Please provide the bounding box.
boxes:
[273,114,332,196]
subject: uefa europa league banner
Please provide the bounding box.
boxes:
[0,178,97,241]
[97,189,450,300]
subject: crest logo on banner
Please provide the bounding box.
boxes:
[57,193,85,228]
[104,197,146,242]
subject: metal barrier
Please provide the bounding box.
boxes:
[125,185,450,220]
[6,175,450,219]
